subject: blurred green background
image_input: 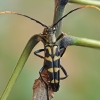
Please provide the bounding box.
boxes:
[0,0,100,100]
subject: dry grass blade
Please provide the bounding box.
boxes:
[33,70,54,100]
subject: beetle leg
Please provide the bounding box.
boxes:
[56,33,67,57]
[56,32,65,41]
[60,65,68,80]
[60,47,66,57]
[39,66,49,100]
[59,35,74,57]
[34,49,45,59]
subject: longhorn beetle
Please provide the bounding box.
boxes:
[0,5,100,100]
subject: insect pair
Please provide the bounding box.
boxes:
[1,5,100,100]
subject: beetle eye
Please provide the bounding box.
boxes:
[53,27,56,32]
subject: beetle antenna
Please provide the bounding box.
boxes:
[53,5,100,27]
[0,11,48,28]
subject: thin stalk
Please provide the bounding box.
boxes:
[53,0,68,37]
[0,34,41,100]
[70,36,100,48]
[69,0,100,7]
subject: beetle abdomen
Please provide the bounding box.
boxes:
[45,45,60,92]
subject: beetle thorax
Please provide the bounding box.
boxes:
[48,33,56,44]
[43,27,56,44]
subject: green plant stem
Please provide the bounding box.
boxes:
[70,36,100,48]
[0,34,41,100]
[53,0,68,37]
[69,0,100,7]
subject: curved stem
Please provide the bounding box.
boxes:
[69,0,100,7]
[0,34,42,100]
[53,0,68,37]
[70,36,100,48]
